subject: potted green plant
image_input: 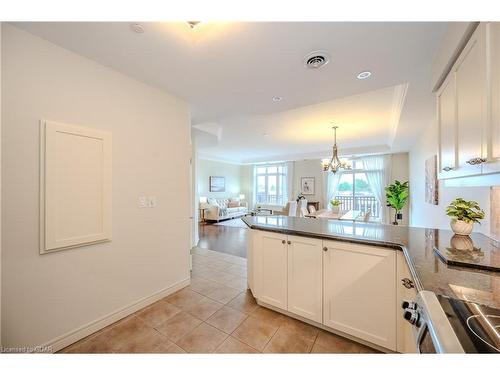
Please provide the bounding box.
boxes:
[385,180,409,225]
[330,198,341,213]
[446,198,485,236]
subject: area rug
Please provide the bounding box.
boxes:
[213,218,248,229]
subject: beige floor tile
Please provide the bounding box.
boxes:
[189,277,222,296]
[279,316,319,342]
[60,332,116,353]
[223,275,248,291]
[206,284,241,304]
[225,256,247,266]
[114,328,170,353]
[263,328,314,353]
[215,336,259,353]
[205,259,233,272]
[225,264,248,277]
[176,322,228,353]
[152,342,187,353]
[192,253,211,264]
[227,290,258,314]
[182,296,223,320]
[205,270,237,284]
[206,306,248,334]
[231,315,280,351]
[314,331,365,353]
[191,247,209,256]
[155,311,202,343]
[164,288,205,309]
[250,306,286,326]
[135,300,181,327]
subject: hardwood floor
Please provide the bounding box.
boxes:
[198,220,248,258]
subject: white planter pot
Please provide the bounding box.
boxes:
[331,206,340,214]
[450,219,473,236]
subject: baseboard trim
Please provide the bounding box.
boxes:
[44,277,191,352]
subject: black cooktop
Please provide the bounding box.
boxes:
[438,295,500,353]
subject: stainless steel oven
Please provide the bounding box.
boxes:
[402,291,500,353]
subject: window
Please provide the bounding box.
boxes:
[332,159,382,220]
[254,164,287,206]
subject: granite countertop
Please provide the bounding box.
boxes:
[242,215,500,309]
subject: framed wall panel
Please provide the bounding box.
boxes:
[40,120,112,254]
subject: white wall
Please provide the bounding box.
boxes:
[1,25,191,347]
[409,120,491,235]
[197,158,244,200]
[293,160,324,206]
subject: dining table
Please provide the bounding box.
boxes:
[306,209,362,221]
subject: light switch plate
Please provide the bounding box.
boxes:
[138,196,147,208]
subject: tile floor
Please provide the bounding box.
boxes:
[60,247,380,354]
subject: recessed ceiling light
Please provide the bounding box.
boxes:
[130,23,145,33]
[357,71,372,80]
[272,96,282,102]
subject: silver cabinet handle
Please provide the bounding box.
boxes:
[281,239,286,244]
[442,166,453,172]
[287,240,291,245]
[323,246,328,252]
[466,157,487,165]
[401,278,415,289]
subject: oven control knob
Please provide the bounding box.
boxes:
[401,300,417,310]
[403,308,419,326]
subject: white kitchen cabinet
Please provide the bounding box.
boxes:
[437,74,458,178]
[484,22,500,174]
[253,231,288,310]
[396,252,418,353]
[323,240,397,351]
[287,235,323,323]
[455,24,487,177]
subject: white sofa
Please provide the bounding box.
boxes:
[203,198,248,222]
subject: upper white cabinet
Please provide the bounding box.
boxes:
[437,74,457,176]
[323,240,397,351]
[455,25,487,177]
[287,235,323,323]
[437,22,500,179]
[253,231,288,310]
[484,22,500,174]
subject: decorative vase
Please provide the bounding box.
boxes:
[450,219,473,236]
[331,206,340,214]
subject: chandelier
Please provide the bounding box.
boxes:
[321,125,351,173]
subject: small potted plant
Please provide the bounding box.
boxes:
[385,180,409,225]
[446,198,485,236]
[330,198,341,213]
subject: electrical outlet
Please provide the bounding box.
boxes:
[138,196,147,208]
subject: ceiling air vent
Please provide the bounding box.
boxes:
[303,51,330,69]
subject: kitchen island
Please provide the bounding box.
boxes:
[242,215,500,353]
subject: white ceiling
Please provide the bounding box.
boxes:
[14,22,447,163]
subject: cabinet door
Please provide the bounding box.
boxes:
[484,22,500,174]
[396,252,418,353]
[254,231,288,310]
[455,24,487,177]
[287,235,323,323]
[437,74,458,178]
[323,240,397,350]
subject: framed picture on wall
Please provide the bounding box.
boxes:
[301,177,315,195]
[209,176,225,192]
